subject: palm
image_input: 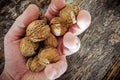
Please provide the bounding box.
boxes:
[5,40,49,80]
[4,40,26,79]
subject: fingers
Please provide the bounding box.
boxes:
[63,32,80,55]
[57,32,80,56]
[5,4,40,42]
[57,10,91,56]
[69,10,91,35]
[44,56,67,79]
[45,0,66,20]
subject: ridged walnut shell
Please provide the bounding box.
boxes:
[26,20,50,42]
[59,4,80,26]
[50,17,68,36]
[44,33,58,47]
[38,47,60,64]
[26,57,45,72]
[20,37,39,57]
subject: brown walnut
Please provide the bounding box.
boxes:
[26,20,50,42]
[59,4,80,26]
[26,57,45,72]
[38,47,60,64]
[44,33,58,47]
[50,17,68,36]
[20,37,39,57]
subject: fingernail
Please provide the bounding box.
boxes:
[77,10,91,33]
[63,32,79,49]
[63,37,80,55]
[63,32,80,55]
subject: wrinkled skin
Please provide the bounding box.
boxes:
[0,0,91,80]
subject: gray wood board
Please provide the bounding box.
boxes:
[0,0,120,80]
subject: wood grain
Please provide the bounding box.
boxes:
[0,0,120,80]
[57,0,120,80]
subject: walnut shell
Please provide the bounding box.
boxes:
[26,57,33,69]
[50,17,68,36]
[26,57,45,72]
[59,4,80,26]
[38,47,60,64]
[20,37,39,57]
[44,33,58,47]
[26,20,50,42]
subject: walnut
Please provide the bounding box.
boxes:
[20,37,39,57]
[38,47,60,64]
[50,17,68,36]
[44,33,58,47]
[59,4,80,26]
[26,57,45,72]
[50,4,80,36]
[26,20,50,42]
[26,47,60,72]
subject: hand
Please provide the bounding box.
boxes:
[1,0,91,80]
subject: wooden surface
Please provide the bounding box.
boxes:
[0,0,120,80]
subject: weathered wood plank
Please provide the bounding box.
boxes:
[58,0,120,80]
[103,57,120,80]
[0,0,120,80]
